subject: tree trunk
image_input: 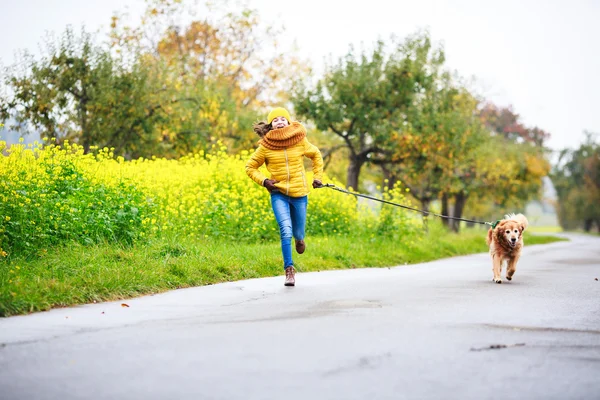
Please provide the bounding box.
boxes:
[381,166,399,191]
[346,154,365,191]
[451,191,468,233]
[81,125,91,154]
[421,198,431,232]
[441,193,450,229]
[583,219,593,232]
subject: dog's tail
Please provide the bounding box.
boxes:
[505,213,529,231]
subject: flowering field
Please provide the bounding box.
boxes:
[0,140,568,317]
[0,140,420,259]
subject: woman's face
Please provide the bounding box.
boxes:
[271,116,289,129]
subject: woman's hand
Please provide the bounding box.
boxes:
[312,179,323,189]
[263,179,279,193]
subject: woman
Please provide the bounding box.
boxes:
[245,107,323,286]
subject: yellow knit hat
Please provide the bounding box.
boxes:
[267,107,291,124]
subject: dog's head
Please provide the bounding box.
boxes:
[497,220,524,248]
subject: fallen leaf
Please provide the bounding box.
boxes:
[121,303,130,308]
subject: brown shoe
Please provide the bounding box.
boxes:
[284,266,296,286]
[295,239,305,254]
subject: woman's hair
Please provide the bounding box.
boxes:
[253,118,302,138]
[253,121,272,138]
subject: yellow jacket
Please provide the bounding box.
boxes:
[245,123,323,197]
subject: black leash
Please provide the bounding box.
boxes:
[318,183,495,227]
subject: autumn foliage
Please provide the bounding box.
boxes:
[0,0,580,243]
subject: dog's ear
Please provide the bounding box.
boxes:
[519,224,525,233]
[495,221,506,239]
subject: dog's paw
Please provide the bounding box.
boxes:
[506,276,512,281]
[494,278,502,284]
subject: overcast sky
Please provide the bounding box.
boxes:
[1,0,598,152]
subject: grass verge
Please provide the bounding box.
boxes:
[0,227,566,317]
[528,225,563,233]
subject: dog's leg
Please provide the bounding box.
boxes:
[492,255,502,284]
[506,255,520,281]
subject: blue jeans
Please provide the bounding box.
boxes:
[270,192,307,270]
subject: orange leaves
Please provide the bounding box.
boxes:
[524,153,550,178]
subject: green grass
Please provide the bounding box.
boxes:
[0,226,567,317]
[528,225,600,236]
[528,225,563,233]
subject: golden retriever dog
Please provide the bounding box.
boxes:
[486,213,529,283]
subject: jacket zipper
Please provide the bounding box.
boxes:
[284,148,290,196]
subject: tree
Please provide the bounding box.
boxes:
[551,131,600,231]
[0,27,162,157]
[387,91,550,232]
[480,103,550,147]
[390,76,489,231]
[110,0,309,154]
[463,136,550,219]
[2,1,310,158]
[293,31,444,191]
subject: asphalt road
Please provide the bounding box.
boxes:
[1,233,599,400]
